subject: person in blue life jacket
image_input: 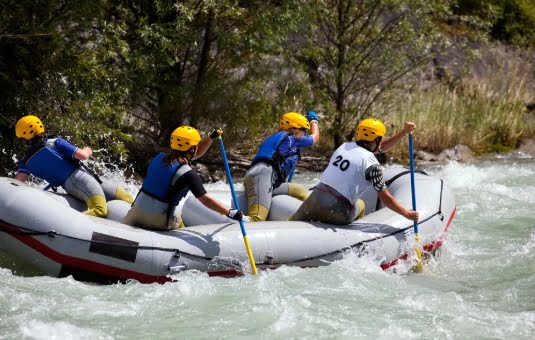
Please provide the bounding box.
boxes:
[244,111,320,222]
[14,115,134,218]
[122,126,245,230]
[290,118,419,225]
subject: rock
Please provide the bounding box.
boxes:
[454,144,475,162]
[415,150,439,162]
[437,148,455,162]
[192,163,212,182]
[518,137,535,155]
[438,144,475,163]
[212,169,228,183]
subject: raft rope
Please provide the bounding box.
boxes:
[0,172,445,268]
[278,176,445,265]
[0,221,213,261]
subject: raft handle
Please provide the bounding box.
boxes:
[47,230,57,238]
[264,251,274,265]
[168,264,188,273]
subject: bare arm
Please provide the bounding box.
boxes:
[378,189,419,221]
[193,136,213,160]
[309,121,319,144]
[74,147,93,161]
[379,122,416,153]
[15,172,29,182]
[197,194,231,216]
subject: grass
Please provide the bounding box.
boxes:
[386,56,535,160]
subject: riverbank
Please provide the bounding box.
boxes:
[193,137,535,183]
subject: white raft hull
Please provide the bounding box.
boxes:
[0,167,455,283]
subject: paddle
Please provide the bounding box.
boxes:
[409,132,423,272]
[287,168,295,183]
[216,131,258,275]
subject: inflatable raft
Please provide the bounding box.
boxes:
[0,167,455,284]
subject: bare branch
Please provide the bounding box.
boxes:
[0,33,53,39]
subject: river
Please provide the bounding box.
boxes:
[1,157,534,339]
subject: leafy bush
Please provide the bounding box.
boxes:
[455,0,535,48]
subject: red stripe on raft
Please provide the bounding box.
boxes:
[380,207,456,270]
[0,220,170,284]
[2,206,457,281]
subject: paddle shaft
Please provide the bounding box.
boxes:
[217,134,258,275]
[408,133,419,234]
[409,132,423,271]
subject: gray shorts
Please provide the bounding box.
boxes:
[62,169,105,202]
[290,183,360,225]
[122,192,180,230]
[244,162,290,210]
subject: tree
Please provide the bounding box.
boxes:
[91,0,303,169]
[289,0,452,147]
[0,0,131,176]
[454,0,535,48]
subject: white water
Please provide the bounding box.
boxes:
[1,158,535,339]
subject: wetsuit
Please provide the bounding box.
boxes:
[17,136,134,217]
[244,132,314,222]
[123,153,207,230]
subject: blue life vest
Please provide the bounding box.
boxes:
[25,143,78,187]
[140,152,189,207]
[251,131,300,181]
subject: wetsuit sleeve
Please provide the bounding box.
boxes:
[17,159,30,175]
[173,170,207,198]
[52,137,78,159]
[277,135,314,157]
[364,164,386,192]
[295,135,314,148]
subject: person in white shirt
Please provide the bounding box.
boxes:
[290,118,419,225]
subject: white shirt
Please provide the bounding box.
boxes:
[320,142,379,205]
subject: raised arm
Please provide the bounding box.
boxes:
[193,128,220,160]
[306,111,320,144]
[379,122,416,153]
[309,121,319,144]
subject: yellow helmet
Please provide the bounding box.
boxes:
[279,112,310,131]
[170,126,201,151]
[15,115,45,140]
[355,118,387,142]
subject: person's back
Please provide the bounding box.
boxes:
[319,142,379,208]
[290,118,419,225]
[244,111,320,222]
[14,115,133,218]
[123,126,245,230]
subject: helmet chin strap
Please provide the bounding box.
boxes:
[187,146,197,159]
[371,141,380,153]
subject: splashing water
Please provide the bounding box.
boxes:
[1,157,535,339]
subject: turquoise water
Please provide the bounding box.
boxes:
[1,158,534,339]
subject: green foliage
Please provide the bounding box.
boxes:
[1,0,533,178]
[485,144,514,153]
[455,0,535,47]
[286,0,453,147]
[0,0,131,176]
